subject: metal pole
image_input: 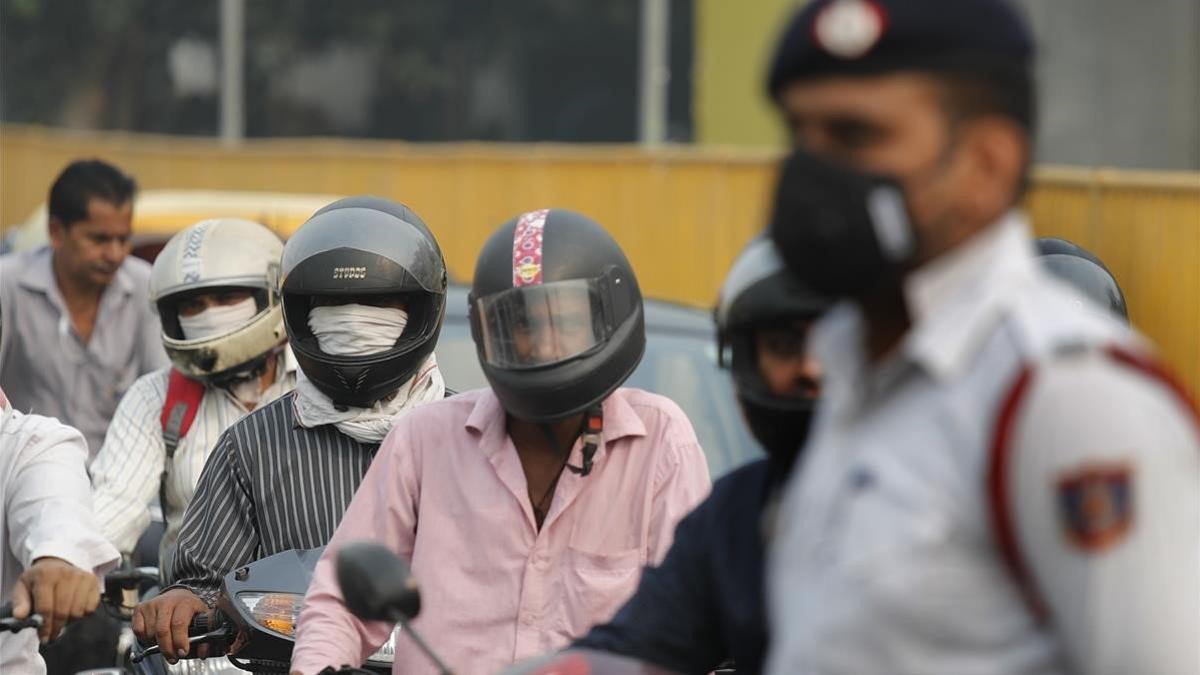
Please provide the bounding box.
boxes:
[220,0,245,145]
[638,0,670,146]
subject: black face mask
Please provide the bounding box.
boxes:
[739,394,815,484]
[769,150,919,298]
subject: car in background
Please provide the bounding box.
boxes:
[1,189,341,261]
[435,285,763,479]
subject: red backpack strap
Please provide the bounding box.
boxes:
[161,370,206,456]
[159,370,206,513]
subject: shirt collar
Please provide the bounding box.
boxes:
[809,301,869,410]
[810,210,1037,400]
[17,247,56,293]
[19,246,137,297]
[465,387,649,454]
[902,210,1037,380]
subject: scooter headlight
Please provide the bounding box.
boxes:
[236,592,302,637]
[236,591,397,664]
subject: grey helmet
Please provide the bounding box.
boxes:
[150,218,287,383]
[1036,237,1129,324]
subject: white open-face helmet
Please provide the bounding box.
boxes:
[150,218,286,383]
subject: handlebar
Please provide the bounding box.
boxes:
[102,566,160,620]
[105,566,160,589]
[0,602,44,634]
[130,610,231,663]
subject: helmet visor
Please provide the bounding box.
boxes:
[477,279,608,369]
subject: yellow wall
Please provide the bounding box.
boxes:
[2,125,1198,393]
[0,125,777,309]
[694,0,797,147]
[1027,169,1200,395]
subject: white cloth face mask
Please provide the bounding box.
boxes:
[178,297,259,340]
[308,304,408,356]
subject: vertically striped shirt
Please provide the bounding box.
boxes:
[168,391,379,604]
[90,352,298,563]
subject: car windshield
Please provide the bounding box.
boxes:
[435,306,764,479]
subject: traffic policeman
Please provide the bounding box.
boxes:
[763,1,1198,674]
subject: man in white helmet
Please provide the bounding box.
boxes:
[90,218,297,569]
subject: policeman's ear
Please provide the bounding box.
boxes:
[957,116,1029,224]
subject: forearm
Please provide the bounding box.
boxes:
[11,429,120,574]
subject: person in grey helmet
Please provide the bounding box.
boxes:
[570,236,830,674]
[290,208,710,675]
[1035,237,1129,324]
[132,196,449,665]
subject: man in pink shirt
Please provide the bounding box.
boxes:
[290,209,711,675]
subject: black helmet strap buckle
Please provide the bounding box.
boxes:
[529,404,604,527]
[567,405,604,477]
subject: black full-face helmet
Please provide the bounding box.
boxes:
[280,196,447,408]
[469,209,645,422]
[1035,237,1129,324]
[716,236,831,470]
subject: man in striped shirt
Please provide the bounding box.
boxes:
[91,218,296,567]
[131,197,451,666]
[290,210,711,674]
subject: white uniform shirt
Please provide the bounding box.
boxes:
[0,390,120,675]
[90,350,297,563]
[766,213,1199,675]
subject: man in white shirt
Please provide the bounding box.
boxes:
[0,385,120,674]
[91,218,296,567]
[762,1,1199,674]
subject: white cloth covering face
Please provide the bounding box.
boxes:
[298,301,438,443]
[178,297,258,340]
[307,303,409,356]
[292,354,445,444]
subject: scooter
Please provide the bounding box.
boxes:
[132,547,395,673]
[329,542,686,675]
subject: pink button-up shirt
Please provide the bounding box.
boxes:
[291,387,711,675]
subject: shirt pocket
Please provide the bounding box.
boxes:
[560,545,642,636]
[833,460,955,580]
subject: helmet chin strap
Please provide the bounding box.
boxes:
[568,405,603,476]
[529,405,604,524]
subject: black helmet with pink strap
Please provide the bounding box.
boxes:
[468,208,645,422]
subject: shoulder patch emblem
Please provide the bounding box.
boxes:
[1057,463,1133,553]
